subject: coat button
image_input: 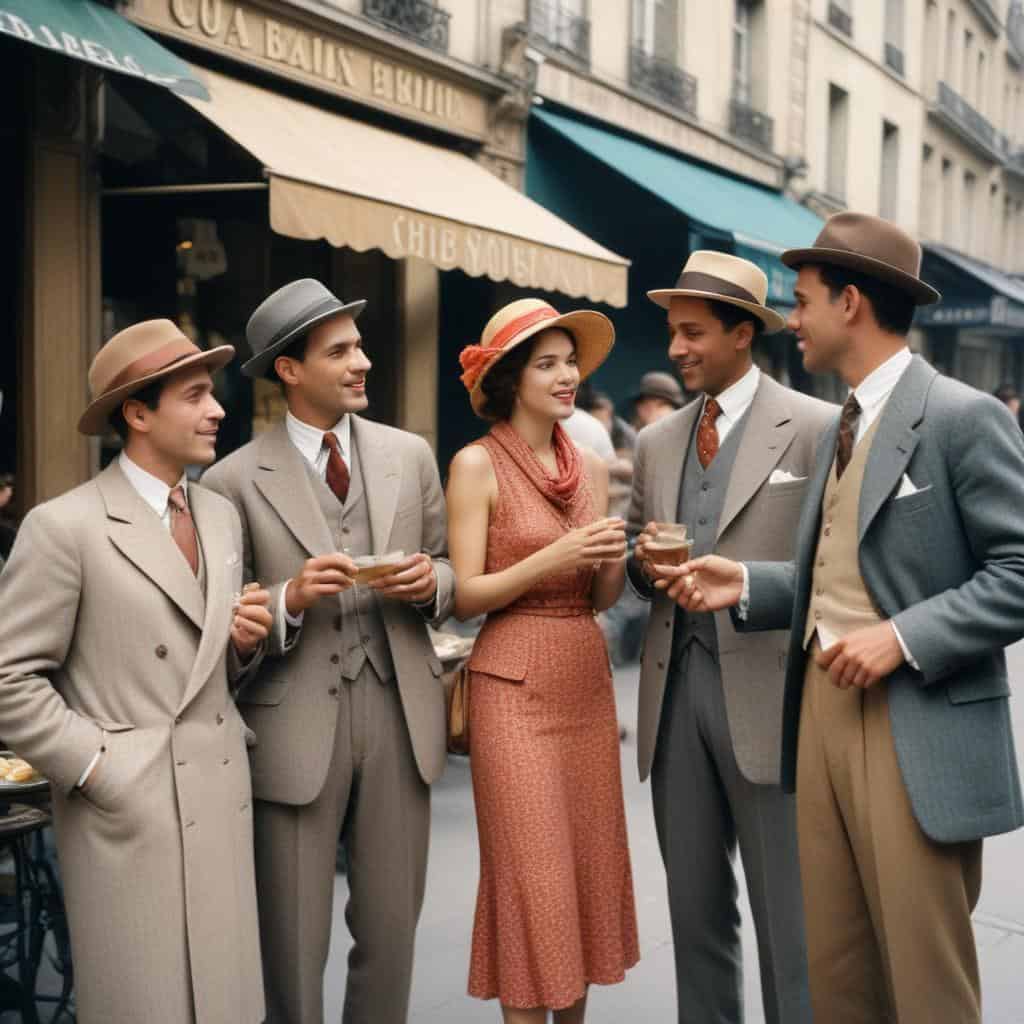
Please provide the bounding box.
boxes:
[815,611,822,620]
[216,713,225,725]
[342,526,351,535]
[155,644,168,659]
[174,715,182,725]
[328,686,339,697]
[330,654,340,665]
[657,660,665,669]
[824,527,832,537]
[361,635,371,644]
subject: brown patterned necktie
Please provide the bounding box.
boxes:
[835,393,862,480]
[697,397,722,469]
[322,432,351,504]
[168,485,199,576]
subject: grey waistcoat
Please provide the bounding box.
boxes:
[671,407,749,665]
[302,442,396,683]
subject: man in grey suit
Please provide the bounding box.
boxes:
[203,280,455,1024]
[627,252,834,1023]
[668,214,1024,1024]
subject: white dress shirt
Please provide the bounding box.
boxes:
[118,452,189,530]
[703,363,760,445]
[562,408,615,462]
[81,455,191,788]
[738,348,918,667]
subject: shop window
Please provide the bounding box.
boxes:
[884,0,905,76]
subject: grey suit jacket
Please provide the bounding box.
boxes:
[203,416,455,803]
[743,356,1024,843]
[627,374,836,783]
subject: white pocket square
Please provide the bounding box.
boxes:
[896,474,931,498]
[768,469,807,485]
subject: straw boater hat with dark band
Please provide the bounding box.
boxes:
[78,319,234,436]
[459,298,615,417]
[781,211,941,305]
[647,250,788,333]
[242,278,366,378]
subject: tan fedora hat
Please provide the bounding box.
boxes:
[647,251,787,333]
[781,212,940,305]
[78,319,234,435]
[459,298,614,418]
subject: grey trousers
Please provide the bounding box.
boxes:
[651,641,812,1024]
[254,663,431,1024]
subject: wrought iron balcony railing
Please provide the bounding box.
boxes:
[362,0,450,54]
[884,43,904,76]
[935,80,1002,161]
[528,0,591,65]
[729,97,774,151]
[827,2,853,37]
[629,47,697,116]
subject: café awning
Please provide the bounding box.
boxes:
[180,68,629,307]
[530,107,822,304]
[0,0,208,98]
[920,243,1024,330]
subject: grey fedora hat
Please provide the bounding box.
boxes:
[242,278,366,378]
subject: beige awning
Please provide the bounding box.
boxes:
[181,68,628,307]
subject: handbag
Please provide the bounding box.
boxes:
[445,664,471,756]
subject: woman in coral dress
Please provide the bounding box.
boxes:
[446,298,640,1024]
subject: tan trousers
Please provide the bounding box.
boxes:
[254,663,431,1024]
[797,646,983,1024]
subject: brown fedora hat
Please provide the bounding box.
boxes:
[78,319,234,436]
[647,250,787,333]
[781,212,940,305]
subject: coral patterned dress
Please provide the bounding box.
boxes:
[466,421,639,1010]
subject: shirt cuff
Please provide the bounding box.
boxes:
[737,563,751,621]
[413,587,440,619]
[890,621,920,671]
[280,592,304,630]
[76,748,103,789]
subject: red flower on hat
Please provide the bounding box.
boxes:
[458,344,502,392]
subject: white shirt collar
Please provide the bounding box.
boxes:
[851,347,913,415]
[705,363,760,425]
[118,452,187,520]
[285,411,351,467]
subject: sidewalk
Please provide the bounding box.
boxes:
[326,651,1024,1023]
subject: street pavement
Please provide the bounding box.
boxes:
[325,643,1024,1023]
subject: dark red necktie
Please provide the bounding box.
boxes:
[697,397,722,469]
[836,394,862,480]
[322,432,350,504]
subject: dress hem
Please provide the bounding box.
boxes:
[467,954,641,1011]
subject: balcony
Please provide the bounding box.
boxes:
[629,48,697,115]
[528,0,591,66]
[827,2,852,37]
[933,81,1003,162]
[884,42,904,77]
[362,0,450,53]
[729,98,774,151]
[966,0,1001,37]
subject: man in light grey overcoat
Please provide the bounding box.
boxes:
[668,214,1024,1023]
[204,279,454,1024]
[0,319,272,1022]
[627,252,834,1024]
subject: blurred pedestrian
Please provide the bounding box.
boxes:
[577,386,635,517]
[448,298,639,1023]
[993,384,1021,426]
[631,370,684,429]
[562,403,616,464]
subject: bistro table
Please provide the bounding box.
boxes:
[0,771,74,1022]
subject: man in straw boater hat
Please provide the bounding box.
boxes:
[662,212,1024,1022]
[0,320,274,1022]
[202,279,455,1024]
[626,251,833,1023]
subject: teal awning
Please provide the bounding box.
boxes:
[532,108,822,302]
[0,0,208,98]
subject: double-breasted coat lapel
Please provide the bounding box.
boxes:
[98,463,205,631]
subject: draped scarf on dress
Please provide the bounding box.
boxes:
[487,420,584,513]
